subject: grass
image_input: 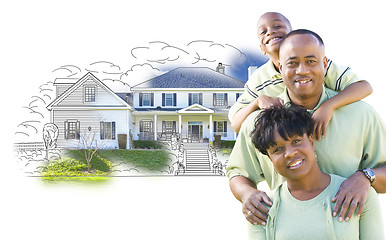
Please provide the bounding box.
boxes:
[41,149,174,183]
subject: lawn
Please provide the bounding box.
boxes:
[41,149,174,182]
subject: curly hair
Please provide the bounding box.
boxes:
[251,103,314,155]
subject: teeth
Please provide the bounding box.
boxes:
[267,37,281,44]
[289,160,302,168]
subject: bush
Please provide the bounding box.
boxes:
[133,140,166,149]
[220,140,236,149]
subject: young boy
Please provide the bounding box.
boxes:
[229,12,372,140]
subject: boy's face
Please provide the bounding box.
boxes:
[257,12,292,56]
[279,34,328,102]
[267,131,315,181]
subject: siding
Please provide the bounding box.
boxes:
[57,80,124,106]
[53,109,130,149]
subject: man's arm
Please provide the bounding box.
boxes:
[229,176,272,226]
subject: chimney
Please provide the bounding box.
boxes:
[248,66,258,80]
[216,63,225,74]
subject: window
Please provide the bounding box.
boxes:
[236,93,242,101]
[139,93,154,106]
[64,120,80,139]
[100,121,116,140]
[188,93,202,105]
[84,86,96,102]
[213,93,228,106]
[162,121,176,133]
[140,120,153,133]
[214,121,228,137]
[162,93,177,106]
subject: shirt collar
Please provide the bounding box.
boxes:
[267,59,282,80]
[280,85,329,113]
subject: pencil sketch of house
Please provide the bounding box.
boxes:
[46,63,244,150]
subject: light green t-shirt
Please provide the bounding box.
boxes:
[248,174,384,240]
[226,87,386,190]
[228,59,362,122]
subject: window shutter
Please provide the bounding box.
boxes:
[138,121,141,133]
[224,121,227,132]
[100,121,105,140]
[64,121,68,139]
[214,121,217,132]
[112,122,116,140]
[236,93,240,101]
[139,93,143,107]
[199,93,203,105]
[151,93,154,106]
[224,93,228,106]
[173,93,177,106]
[213,93,217,106]
[76,121,80,140]
[188,93,192,105]
[162,93,165,106]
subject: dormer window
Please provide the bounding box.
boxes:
[84,86,96,102]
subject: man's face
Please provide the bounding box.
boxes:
[279,34,328,101]
[257,13,292,55]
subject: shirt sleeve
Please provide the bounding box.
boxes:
[324,60,363,92]
[228,83,257,122]
[361,105,386,170]
[247,222,266,240]
[359,187,385,239]
[226,111,265,184]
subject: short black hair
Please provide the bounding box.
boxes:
[280,29,324,49]
[251,103,314,155]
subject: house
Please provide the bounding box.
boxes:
[47,64,245,149]
[47,72,133,149]
[131,65,245,142]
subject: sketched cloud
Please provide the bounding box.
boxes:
[52,65,83,78]
[120,63,162,87]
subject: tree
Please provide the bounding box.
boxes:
[77,131,102,173]
[43,123,59,160]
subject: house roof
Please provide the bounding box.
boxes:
[47,72,133,111]
[131,67,245,89]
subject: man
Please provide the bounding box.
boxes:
[226,29,386,226]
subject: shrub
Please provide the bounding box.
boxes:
[133,140,166,149]
[220,140,236,149]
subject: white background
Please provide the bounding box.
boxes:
[2,0,386,239]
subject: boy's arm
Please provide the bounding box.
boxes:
[313,80,372,140]
[231,96,284,133]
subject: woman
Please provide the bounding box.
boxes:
[249,104,384,239]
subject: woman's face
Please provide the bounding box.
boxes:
[267,130,316,180]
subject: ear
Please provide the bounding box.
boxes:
[278,61,283,73]
[323,56,329,71]
[308,134,315,151]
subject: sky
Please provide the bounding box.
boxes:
[2,0,386,239]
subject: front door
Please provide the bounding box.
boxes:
[192,125,200,142]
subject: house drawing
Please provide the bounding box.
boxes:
[47,64,245,149]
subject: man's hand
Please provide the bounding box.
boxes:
[312,100,335,141]
[332,171,371,222]
[256,95,284,110]
[241,188,272,226]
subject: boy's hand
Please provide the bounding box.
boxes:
[256,95,284,110]
[312,101,335,141]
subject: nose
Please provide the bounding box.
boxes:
[284,145,297,159]
[295,62,310,75]
[266,26,276,36]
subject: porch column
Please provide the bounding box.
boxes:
[154,114,157,140]
[209,114,213,141]
[178,114,182,135]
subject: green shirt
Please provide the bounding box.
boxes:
[226,87,386,190]
[248,174,384,240]
[228,59,362,122]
